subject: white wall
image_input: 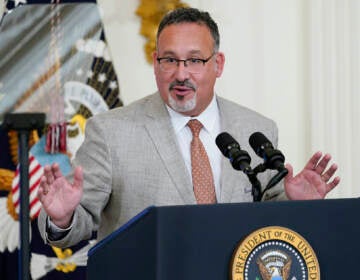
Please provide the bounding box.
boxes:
[98,0,307,170]
[307,0,360,198]
[98,0,359,197]
[97,1,157,103]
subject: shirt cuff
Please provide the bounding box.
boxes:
[46,216,72,241]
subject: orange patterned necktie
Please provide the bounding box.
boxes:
[188,119,217,204]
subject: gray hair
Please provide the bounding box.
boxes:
[157,7,220,52]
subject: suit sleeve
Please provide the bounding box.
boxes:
[38,117,112,248]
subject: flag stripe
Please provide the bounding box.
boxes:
[12,152,44,218]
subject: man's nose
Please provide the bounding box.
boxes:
[174,61,191,80]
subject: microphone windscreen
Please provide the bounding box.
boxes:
[215,132,238,157]
[249,132,272,154]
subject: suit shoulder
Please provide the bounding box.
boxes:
[87,93,157,123]
[217,96,276,126]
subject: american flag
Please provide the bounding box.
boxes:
[11,155,43,219]
[1,1,122,279]
[11,136,71,220]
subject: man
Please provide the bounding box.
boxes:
[38,7,340,248]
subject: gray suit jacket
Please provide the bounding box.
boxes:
[38,93,285,247]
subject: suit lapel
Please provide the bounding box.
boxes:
[141,94,250,205]
[217,98,250,203]
[143,94,196,204]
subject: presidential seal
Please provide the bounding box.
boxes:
[230,226,320,280]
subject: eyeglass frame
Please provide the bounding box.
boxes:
[156,52,217,73]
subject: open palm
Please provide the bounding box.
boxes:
[37,164,83,228]
[284,152,340,200]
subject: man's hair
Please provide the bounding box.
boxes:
[157,7,220,51]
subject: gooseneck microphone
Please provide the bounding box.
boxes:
[249,132,288,190]
[216,132,262,201]
[215,132,252,174]
[216,131,289,202]
[249,132,287,172]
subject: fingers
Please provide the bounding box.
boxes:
[43,165,55,185]
[307,151,340,195]
[51,163,63,180]
[306,152,339,180]
[326,176,341,193]
[38,164,82,196]
[304,151,323,171]
[42,163,63,185]
[315,155,339,188]
[320,163,338,182]
[38,163,64,199]
[73,166,83,189]
[37,176,49,201]
[314,154,332,174]
[284,163,294,183]
[38,165,53,200]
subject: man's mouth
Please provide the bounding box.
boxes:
[171,86,194,96]
[169,80,196,94]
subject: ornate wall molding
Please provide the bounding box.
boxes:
[136,0,188,64]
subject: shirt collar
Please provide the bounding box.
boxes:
[166,94,219,134]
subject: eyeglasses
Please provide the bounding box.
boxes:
[156,53,216,73]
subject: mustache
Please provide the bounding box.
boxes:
[169,80,196,91]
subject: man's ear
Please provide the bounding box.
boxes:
[215,52,225,77]
[152,51,158,73]
[152,51,158,64]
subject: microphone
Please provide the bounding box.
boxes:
[249,132,287,172]
[215,132,252,174]
[216,132,262,202]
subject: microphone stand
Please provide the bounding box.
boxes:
[2,113,45,280]
[251,163,288,201]
[247,172,262,202]
[263,168,288,195]
[242,166,263,202]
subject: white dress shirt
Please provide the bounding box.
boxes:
[166,95,223,201]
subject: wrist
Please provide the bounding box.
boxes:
[50,213,74,229]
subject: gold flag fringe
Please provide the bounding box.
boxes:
[0,168,14,191]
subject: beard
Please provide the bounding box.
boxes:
[168,79,197,113]
[168,92,197,113]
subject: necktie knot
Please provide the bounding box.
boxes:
[188,119,203,138]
